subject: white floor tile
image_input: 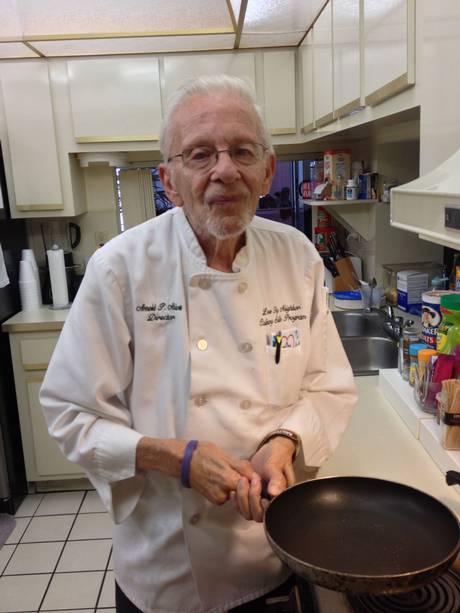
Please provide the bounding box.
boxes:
[97,609,116,613]
[4,541,64,575]
[21,514,74,543]
[14,494,43,517]
[35,491,85,516]
[80,490,106,513]
[69,512,112,540]
[0,544,15,574]
[5,516,31,544]
[108,550,113,570]
[42,610,93,613]
[41,571,104,610]
[98,570,115,608]
[0,573,50,612]
[56,539,112,572]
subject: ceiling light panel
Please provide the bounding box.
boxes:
[0,42,39,58]
[0,0,24,38]
[239,32,303,47]
[17,0,234,38]
[243,0,317,34]
[31,35,236,57]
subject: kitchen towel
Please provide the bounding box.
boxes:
[0,241,9,288]
[47,245,69,308]
[19,259,41,311]
[21,248,42,304]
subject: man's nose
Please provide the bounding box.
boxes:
[211,150,240,181]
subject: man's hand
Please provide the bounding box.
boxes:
[232,437,296,523]
[189,442,255,506]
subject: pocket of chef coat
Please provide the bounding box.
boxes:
[265,327,306,406]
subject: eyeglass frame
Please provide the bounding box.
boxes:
[167,142,268,170]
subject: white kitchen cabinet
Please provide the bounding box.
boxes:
[300,30,315,133]
[68,57,162,143]
[262,50,296,135]
[333,0,362,118]
[0,60,63,212]
[7,326,84,481]
[363,0,415,106]
[163,52,256,103]
[312,1,334,127]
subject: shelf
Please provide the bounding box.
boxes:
[304,199,379,207]
[379,369,460,493]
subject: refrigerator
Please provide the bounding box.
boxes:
[0,141,28,513]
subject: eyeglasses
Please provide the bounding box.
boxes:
[167,142,268,171]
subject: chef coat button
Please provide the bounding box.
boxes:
[190,513,201,525]
[238,281,248,294]
[195,395,207,407]
[197,338,208,351]
[198,277,212,290]
[238,342,253,353]
[240,400,252,410]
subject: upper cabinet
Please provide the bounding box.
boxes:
[68,57,162,143]
[333,0,362,118]
[262,50,296,135]
[0,61,64,212]
[163,52,256,101]
[363,0,415,106]
[300,30,315,133]
[312,2,334,127]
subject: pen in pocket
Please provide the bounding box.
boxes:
[275,331,282,364]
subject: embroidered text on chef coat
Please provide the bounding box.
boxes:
[259,303,307,327]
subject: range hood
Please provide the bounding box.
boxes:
[391,148,460,250]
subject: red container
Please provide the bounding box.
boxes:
[314,226,336,251]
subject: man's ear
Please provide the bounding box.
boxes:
[159,163,184,207]
[261,152,276,196]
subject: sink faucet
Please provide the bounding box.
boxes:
[380,304,404,339]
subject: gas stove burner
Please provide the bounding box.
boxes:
[347,570,460,613]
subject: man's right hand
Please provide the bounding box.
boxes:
[189,441,255,505]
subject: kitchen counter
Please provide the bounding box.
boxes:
[318,375,460,518]
[1,306,68,332]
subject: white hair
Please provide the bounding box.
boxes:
[159,74,273,160]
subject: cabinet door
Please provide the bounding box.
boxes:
[300,31,315,133]
[0,60,63,212]
[163,52,256,102]
[313,2,334,127]
[364,0,415,105]
[263,50,296,135]
[68,57,162,143]
[333,0,362,117]
[27,378,83,478]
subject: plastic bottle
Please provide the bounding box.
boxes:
[400,320,419,380]
[345,180,357,201]
[437,294,460,354]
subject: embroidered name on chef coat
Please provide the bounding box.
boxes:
[259,303,306,327]
[136,302,183,322]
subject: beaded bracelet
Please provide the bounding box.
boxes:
[180,440,198,488]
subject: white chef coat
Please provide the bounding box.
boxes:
[40,207,357,613]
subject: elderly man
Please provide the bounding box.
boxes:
[40,75,356,613]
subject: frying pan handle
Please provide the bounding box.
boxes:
[446,470,460,486]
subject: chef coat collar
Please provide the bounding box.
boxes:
[174,207,250,274]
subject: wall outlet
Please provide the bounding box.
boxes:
[94,230,109,245]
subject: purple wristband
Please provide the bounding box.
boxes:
[181,440,198,488]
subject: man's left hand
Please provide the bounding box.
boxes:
[232,437,296,523]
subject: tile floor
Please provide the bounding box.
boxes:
[0,489,115,613]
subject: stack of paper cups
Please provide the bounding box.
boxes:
[47,245,69,308]
[21,249,42,305]
[19,260,41,311]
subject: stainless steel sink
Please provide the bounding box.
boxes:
[340,336,398,376]
[332,310,399,375]
[332,310,388,337]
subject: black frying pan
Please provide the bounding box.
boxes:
[264,476,460,595]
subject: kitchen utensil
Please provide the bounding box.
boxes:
[264,476,460,595]
[323,256,339,278]
[68,222,81,249]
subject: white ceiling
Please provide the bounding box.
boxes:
[0,0,327,59]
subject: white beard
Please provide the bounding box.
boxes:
[205,207,254,240]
